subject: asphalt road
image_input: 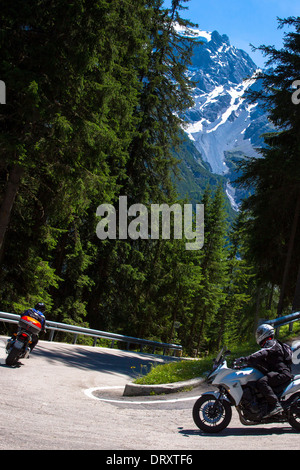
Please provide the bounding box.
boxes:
[1,335,300,451]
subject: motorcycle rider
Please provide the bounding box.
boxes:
[237,323,293,418]
[20,302,47,351]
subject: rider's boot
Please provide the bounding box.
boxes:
[265,402,283,418]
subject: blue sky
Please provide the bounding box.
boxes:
[164,0,300,67]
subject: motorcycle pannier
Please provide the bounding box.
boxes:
[19,315,42,334]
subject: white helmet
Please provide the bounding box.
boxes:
[255,323,275,345]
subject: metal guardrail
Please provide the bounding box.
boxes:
[259,311,300,333]
[266,311,300,328]
[0,311,182,356]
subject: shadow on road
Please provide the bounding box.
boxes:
[32,342,175,379]
[178,425,297,437]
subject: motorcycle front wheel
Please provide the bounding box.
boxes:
[193,393,232,433]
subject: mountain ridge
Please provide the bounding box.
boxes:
[174,25,272,211]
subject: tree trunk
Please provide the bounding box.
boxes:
[254,284,261,333]
[267,283,274,310]
[0,164,24,262]
[196,313,206,354]
[277,192,300,316]
[290,263,300,332]
[216,310,226,350]
[292,264,300,312]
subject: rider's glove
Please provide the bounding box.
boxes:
[235,357,245,365]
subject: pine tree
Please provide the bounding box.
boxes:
[237,17,300,316]
[187,185,229,354]
[219,211,254,346]
[0,0,154,321]
[123,0,196,204]
[84,0,199,338]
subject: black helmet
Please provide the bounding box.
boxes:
[35,302,46,313]
[255,323,275,346]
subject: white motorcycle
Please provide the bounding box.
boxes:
[192,346,300,433]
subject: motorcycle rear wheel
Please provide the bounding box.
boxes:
[6,346,21,366]
[287,395,300,432]
[193,393,232,433]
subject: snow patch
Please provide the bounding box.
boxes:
[226,182,240,212]
[173,23,212,42]
[206,78,256,134]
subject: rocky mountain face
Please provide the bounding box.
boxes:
[175,26,272,211]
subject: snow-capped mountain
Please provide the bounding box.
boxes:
[175,25,272,210]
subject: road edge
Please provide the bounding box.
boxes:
[123,377,205,396]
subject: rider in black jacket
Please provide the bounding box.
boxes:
[21,302,47,351]
[237,323,293,418]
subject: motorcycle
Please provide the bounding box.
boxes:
[6,314,42,366]
[192,346,300,433]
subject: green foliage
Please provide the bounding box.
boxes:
[0,0,276,357]
[134,341,260,385]
[134,358,212,385]
[10,257,61,314]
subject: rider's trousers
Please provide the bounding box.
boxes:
[256,372,291,405]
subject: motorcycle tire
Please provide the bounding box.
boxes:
[6,346,21,366]
[287,394,300,432]
[193,393,232,433]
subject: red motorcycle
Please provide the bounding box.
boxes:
[6,315,42,366]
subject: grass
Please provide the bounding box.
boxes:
[134,342,258,385]
[134,357,213,385]
[134,324,300,386]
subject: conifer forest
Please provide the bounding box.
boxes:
[1,1,300,355]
